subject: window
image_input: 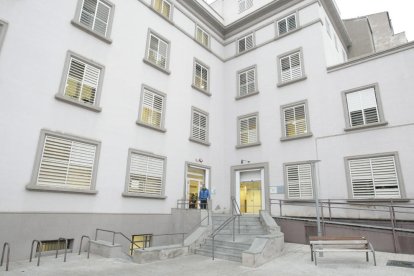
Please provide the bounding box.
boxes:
[237,66,257,98]
[137,85,166,132]
[144,30,170,73]
[238,0,253,13]
[281,100,312,140]
[27,129,100,194]
[190,107,210,146]
[237,113,260,148]
[346,153,403,199]
[37,239,74,253]
[237,34,254,54]
[192,59,210,95]
[153,0,172,19]
[278,49,305,85]
[72,0,114,43]
[56,51,104,112]
[0,19,8,53]
[277,14,297,36]
[123,149,166,198]
[284,163,314,199]
[342,84,387,130]
[131,234,152,253]
[196,26,209,48]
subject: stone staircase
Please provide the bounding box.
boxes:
[195,214,268,262]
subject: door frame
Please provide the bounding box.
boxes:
[183,161,211,200]
[231,162,269,213]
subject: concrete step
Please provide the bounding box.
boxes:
[204,239,251,250]
[195,248,242,262]
[212,225,265,231]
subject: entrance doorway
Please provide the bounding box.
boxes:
[236,169,264,214]
[186,164,209,209]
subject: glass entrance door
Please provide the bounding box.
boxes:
[240,181,261,213]
[186,165,208,209]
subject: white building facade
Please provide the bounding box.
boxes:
[0,0,413,259]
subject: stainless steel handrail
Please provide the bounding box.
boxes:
[185,214,210,238]
[78,235,91,259]
[29,240,42,266]
[1,242,10,271]
[210,215,238,260]
[95,228,141,255]
[231,196,242,234]
[55,238,68,262]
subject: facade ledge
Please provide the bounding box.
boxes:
[26,184,98,195]
[122,192,167,199]
[236,142,261,149]
[191,84,211,96]
[189,137,211,146]
[277,76,307,88]
[55,94,102,112]
[235,91,259,101]
[143,59,171,75]
[71,20,112,44]
[280,133,313,142]
[344,122,388,132]
[136,121,167,133]
[346,198,410,203]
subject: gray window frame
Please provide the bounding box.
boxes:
[151,0,174,21]
[122,148,167,199]
[192,58,211,96]
[344,152,406,200]
[236,65,259,100]
[195,24,211,49]
[283,161,317,200]
[0,19,9,54]
[55,51,105,112]
[189,106,210,146]
[26,129,101,194]
[71,0,115,44]
[276,11,299,37]
[236,32,255,55]
[341,83,388,131]
[236,112,261,149]
[280,99,313,141]
[277,47,307,88]
[143,29,171,75]
[136,84,167,133]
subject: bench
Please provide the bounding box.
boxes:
[309,236,376,266]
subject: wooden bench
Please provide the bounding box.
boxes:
[309,236,376,266]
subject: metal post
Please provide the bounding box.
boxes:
[389,205,398,253]
[313,161,323,257]
[29,240,42,266]
[328,199,332,221]
[232,218,235,242]
[182,233,185,247]
[321,204,325,235]
[279,200,282,217]
[112,233,115,245]
[212,237,215,260]
[1,242,10,271]
[95,229,98,241]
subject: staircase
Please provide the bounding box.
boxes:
[195,214,267,262]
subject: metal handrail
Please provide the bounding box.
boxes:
[29,240,42,266]
[95,228,141,255]
[185,213,210,238]
[78,235,91,259]
[231,196,241,215]
[177,199,210,210]
[210,215,238,260]
[55,238,68,262]
[1,242,10,271]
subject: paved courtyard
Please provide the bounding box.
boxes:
[1,243,413,276]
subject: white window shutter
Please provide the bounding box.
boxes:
[148,34,168,69]
[192,111,208,142]
[141,89,163,127]
[278,14,296,35]
[238,34,254,53]
[284,105,307,137]
[346,88,379,127]
[281,52,302,83]
[239,68,256,96]
[129,153,164,195]
[287,164,313,199]
[194,62,208,91]
[80,0,110,36]
[240,116,257,145]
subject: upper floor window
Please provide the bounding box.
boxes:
[55,51,104,112]
[278,48,306,86]
[137,85,167,132]
[72,0,114,43]
[190,107,210,146]
[342,84,387,130]
[238,0,253,13]
[277,14,297,36]
[192,59,210,96]
[237,33,254,54]
[123,149,166,198]
[196,26,209,48]
[237,66,258,98]
[237,113,260,148]
[144,30,170,74]
[346,153,403,199]
[285,163,314,199]
[26,129,100,194]
[281,100,312,140]
[153,0,172,19]
[0,19,9,53]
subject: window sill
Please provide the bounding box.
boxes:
[71,20,112,44]
[236,47,255,57]
[277,76,307,88]
[191,84,211,97]
[189,137,211,147]
[143,59,171,75]
[122,192,167,199]
[55,94,102,112]
[344,121,388,132]
[194,39,210,50]
[346,198,409,203]
[26,184,98,195]
[136,120,167,133]
[236,142,261,149]
[280,133,313,142]
[235,91,259,101]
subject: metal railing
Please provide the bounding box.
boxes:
[95,229,141,255]
[185,213,211,238]
[177,199,210,210]
[29,240,43,266]
[271,198,414,253]
[55,238,68,262]
[1,242,10,271]
[78,235,91,259]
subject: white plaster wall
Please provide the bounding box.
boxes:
[255,23,274,46]
[319,6,345,66]
[174,8,196,36]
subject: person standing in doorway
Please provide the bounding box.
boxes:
[199,184,210,209]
